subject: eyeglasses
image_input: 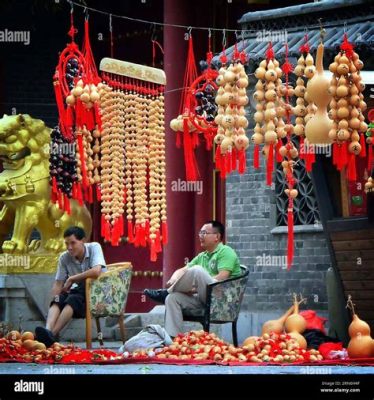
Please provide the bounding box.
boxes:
[198,230,217,237]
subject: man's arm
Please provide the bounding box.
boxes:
[51,280,64,297]
[166,266,187,287]
[62,265,102,292]
[213,270,230,281]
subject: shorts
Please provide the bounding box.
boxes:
[50,282,86,318]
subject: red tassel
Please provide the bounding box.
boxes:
[51,189,58,203]
[368,145,373,172]
[305,151,315,172]
[359,134,367,158]
[150,240,157,262]
[76,183,83,206]
[111,218,120,246]
[94,103,102,130]
[238,149,246,174]
[52,176,58,194]
[299,137,305,160]
[220,154,227,179]
[215,145,222,170]
[347,153,357,181]
[155,230,162,253]
[96,184,101,201]
[225,151,232,174]
[183,118,199,181]
[287,205,294,270]
[127,220,134,243]
[192,131,199,148]
[57,190,64,210]
[231,147,237,171]
[275,140,283,162]
[162,221,168,245]
[104,220,111,242]
[63,194,71,215]
[66,106,74,127]
[88,185,93,203]
[253,144,260,169]
[266,143,274,186]
[85,108,95,131]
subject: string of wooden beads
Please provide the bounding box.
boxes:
[149,90,167,259]
[92,126,101,186]
[124,89,137,243]
[133,91,150,245]
[98,82,114,237]
[328,47,367,165]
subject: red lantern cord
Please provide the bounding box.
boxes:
[282,42,296,270]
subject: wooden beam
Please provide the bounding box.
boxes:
[333,239,374,251]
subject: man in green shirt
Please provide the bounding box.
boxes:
[144,220,241,337]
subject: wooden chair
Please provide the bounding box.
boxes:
[182,265,249,346]
[85,262,132,349]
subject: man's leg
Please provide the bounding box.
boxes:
[45,304,61,332]
[165,292,203,337]
[169,265,215,303]
[51,304,74,336]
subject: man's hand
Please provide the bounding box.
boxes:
[166,266,187,287]
[61,277,75,293]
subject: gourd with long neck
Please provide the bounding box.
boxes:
[305,43,333,145]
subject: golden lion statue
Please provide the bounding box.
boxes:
[0,114,92,255]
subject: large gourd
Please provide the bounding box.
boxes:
[284,294,308,349]
[346,295,374,359]
[305,42,333,145]
[261,305,294,335]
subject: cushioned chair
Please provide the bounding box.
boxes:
[85,262,132,349]
[182,265,249,346]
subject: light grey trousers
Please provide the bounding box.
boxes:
[164,265,216,337]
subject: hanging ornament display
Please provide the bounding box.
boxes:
[304,29,333,147]
[278,44,298,269]
[170,34,219,155]
[49,125,78,214]
[293,35,317,172]
[53,5,86,141]
[252,42,283,185]
[214,43,249,179]
[328,34,368,181]
[169,34,199,181]
[99,58,167,261]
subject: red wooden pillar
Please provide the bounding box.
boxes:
[163,0,195,285]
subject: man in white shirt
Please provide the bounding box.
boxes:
[35,226,106,347]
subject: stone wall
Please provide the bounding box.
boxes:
[225,146,332,322]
